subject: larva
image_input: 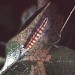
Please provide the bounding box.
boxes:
[26,18,48,49]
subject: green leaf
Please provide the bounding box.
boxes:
[0,41,21,75]
[44,46,75,75]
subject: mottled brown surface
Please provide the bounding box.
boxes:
[22,48,51,75]
[23,49,51,62]
[7,0,64,75]
[29,62,46,75]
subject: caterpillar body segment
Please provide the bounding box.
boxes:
[26,18,48,49]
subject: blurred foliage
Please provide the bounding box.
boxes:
[1,46,75,75]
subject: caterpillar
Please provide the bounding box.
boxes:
[26,18,48,49]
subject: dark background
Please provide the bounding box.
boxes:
[52,0,75,49]
[0,0,75,68]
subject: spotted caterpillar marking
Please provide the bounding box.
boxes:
[26,18,48,49]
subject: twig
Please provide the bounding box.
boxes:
[59,5,75,37]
